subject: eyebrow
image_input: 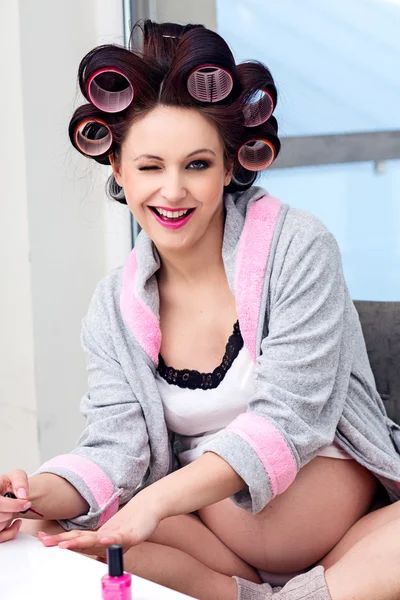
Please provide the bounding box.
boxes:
[133,148,216,162]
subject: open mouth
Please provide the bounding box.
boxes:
[149,206,196,227]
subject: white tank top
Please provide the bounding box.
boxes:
[156,345,350,467]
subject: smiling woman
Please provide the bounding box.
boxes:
[4,18,400,600]
[110,106,231,252]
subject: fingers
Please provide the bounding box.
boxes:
[0,513,14,523]
[7,470,29,499]
[0,516,13,534]
[0,495,32,514]
[37,530,85,547]
[0,475,11,496]
[37,528,127,554]
[38,529,121,554]
[38,530,105,554]
[58,533,102,551]
[0,519,22,543]
[41,531,105,554]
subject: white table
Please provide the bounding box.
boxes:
[0,533,195,600]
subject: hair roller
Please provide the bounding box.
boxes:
[69,104,114,162]
[187,65,233,103]
[162,28,240,104]
[237,62,277,127]
[74,119,113,157]
[87,67,134,113]
[238,139,276,171]
[236,116,280,171]
[243,89,274,127]
[78,45,161,110]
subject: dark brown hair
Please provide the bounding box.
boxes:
[68,20,280,203]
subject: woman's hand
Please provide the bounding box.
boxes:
[38,452,244,554]
[38,493,162,554]
[0,470,32,543]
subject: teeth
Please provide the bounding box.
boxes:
[156,208,190,218]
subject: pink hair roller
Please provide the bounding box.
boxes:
[87,68,134,113]
[75,119,113,156]
[187,64,233,102]
[238,139,276,171]
[243,89,274,127]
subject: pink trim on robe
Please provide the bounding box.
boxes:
[227,413,297,497]
[40,454,119,526]
[120,249,161,364]
[235,194,282,361]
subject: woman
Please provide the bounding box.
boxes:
[2,20,400,600]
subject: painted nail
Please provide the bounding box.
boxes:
[23,502,32,510]
[41,536,52,541]
[16,488,27,499]
[58,542,70,549]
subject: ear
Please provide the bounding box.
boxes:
[224,171,232,187]
[109,153,123,186]
[224,163,233,187]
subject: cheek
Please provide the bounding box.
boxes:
[123,176,152,216]
[200,172,225,207]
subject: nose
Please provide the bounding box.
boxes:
[160,169,187,204]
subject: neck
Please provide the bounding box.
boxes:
[157,207,225,286]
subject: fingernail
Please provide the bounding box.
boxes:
[16,488,27,499]
[58,542,70,549]
[41,536,52,541]
[23,502,32,510]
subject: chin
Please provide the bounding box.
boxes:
[156,235,194,253]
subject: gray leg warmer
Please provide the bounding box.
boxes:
[234,566,332,600]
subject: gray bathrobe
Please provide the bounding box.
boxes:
[36,186,400,530]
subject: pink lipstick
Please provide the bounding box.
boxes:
[101,544,131,600]
[149,206,195,230]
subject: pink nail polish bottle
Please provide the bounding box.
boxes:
[101,544,132,600]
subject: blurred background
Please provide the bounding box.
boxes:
[1,0,399,473]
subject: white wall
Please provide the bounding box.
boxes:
[0,0,131,473]
[0,2,39,473]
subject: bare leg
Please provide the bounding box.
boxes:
[20,514,260,582]
[20,519,238,599]
[124,541,237,600]
[320,496,399,569]
[324,513,400,600]
[234,504,400,600]
[151,513,260,581]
